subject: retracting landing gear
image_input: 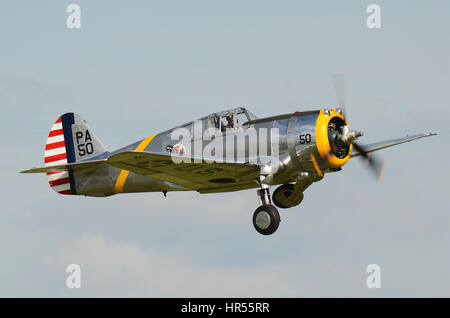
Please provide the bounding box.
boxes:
[253,185,280,235]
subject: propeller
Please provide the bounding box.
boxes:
[331,71,346,117]
[330,72,385,182]
[351,142,385,183]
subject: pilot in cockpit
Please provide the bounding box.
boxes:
[213,114,221,130]
[225,113,234,129]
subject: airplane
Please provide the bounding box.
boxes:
[21,78,436,235]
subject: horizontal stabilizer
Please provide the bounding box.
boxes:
[20,159,106,174]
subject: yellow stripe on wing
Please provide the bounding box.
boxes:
[114,133,159,193]
[135,134,158,151]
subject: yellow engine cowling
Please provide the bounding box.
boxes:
[314,108,352,169]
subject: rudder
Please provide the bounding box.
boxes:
[44,113,108,195]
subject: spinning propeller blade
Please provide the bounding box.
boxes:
[330,72,385,182]
[351,142,386,183]
[331,71,346,117]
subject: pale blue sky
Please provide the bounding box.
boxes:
[0,1,448,296]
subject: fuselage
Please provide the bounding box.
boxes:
[73,107,350,197]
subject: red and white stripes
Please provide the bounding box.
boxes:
[45,117,72,195]
[45,118,67,165]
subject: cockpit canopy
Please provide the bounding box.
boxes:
[173,107,258,138]
[205,107,258,131]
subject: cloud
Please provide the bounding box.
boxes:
[40,234,372,297]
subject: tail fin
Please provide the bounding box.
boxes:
[44,113,108,195]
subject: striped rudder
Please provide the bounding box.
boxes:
[44,113,108,195]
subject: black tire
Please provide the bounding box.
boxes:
[252,204,280,235]
[272,184,303,209]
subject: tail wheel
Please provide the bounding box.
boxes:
[253,204,280,235]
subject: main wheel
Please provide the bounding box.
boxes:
[252,204,280,235]
[272,184,303,209]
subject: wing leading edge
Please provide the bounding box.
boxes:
[350,132,436,157]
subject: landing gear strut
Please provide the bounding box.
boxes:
[253,185,280,235]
